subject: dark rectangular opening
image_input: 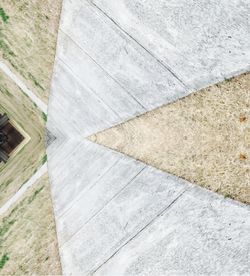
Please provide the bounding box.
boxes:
[1,122,24,155]
[0,113,25,163]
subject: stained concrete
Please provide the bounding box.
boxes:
[47,0,250,274]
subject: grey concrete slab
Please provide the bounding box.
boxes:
[56,31,145,120]
[57,156,146,246]
[51,59,120,136]
[59,0,188,110]
[46,0,250,275]
[48,137,250,275]
[58,163,188,275]
[91,0,250,90]
[48,140,122,217]
[94,188,250,276]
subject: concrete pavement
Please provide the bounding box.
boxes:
[47,0,250,274]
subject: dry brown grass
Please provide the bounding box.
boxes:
[0,0,62,103]
[90,73,250,204]
[0,70,45,207]
[0,1,62,273]
[0,173,61,275]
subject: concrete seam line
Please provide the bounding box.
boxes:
[58,57,122,119]
[88,0,189,90]
[59,29,147,111]
[92,189,187,275]
[57,156,122,219]
[60,166,147,249]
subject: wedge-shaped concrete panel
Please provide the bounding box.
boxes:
[56,156,146,246]
[92,0,250,90]
[60,0,187,110]
[55,149,188,275]
[56,31,145,120]
[48,140,123,217]
[94,188,250,276]
[50,60,119,137]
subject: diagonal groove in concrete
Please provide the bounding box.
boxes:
[58,156,122,220]
[58,29,147,112]
[87,0,189,90]
[92,189,187,275]
[60,165,147,248]
[89,0,250,91]
[46,0,250,274]
[58,56,123,120]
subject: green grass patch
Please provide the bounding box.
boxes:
[42,154,47,165]
[0,84,13,97]
[0,39,16,58]
[28,73,45,91]
[0,254,9,269]
[224,193,233,199]
[42,112,47,122]
[0,219,16,237]
[0,8,9,23]
[28,186,44,204]
[0,179,13,193]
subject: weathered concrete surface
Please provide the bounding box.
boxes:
[53,141,188,275]
[47,0,250,274]
[47,139,250,275]
[95,188,250,276]
[59,0,187,110]
[91,0,250,90]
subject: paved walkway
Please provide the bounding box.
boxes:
[47,0,250,275]
[0,61,48,216]
[0,61,47,114]
[0,163,47,216]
